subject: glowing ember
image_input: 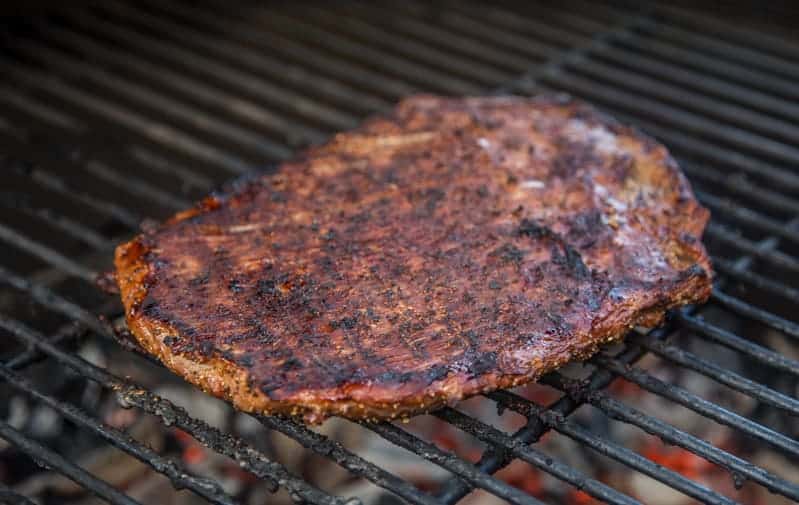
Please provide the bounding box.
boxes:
[641,439,716,480]
[569,489,599,504]
[172,428,208,465]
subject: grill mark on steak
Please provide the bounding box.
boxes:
[114,94,712,423]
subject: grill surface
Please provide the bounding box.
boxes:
[1,1,798,504]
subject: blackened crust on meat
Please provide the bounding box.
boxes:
[114,95,712,424]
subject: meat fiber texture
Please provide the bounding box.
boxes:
[115,95,712,423]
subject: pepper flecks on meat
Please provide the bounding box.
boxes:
[114,94,712,424]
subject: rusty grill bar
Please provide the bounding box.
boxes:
[1,1,798,504]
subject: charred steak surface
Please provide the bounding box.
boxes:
[115,95,712,423]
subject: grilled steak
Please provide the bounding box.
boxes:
[115,95,712,423]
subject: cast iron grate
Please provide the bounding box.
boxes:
[0,1,797,504]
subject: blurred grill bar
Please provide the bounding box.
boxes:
[0,485,37,505]
[0,420,141,505]
[1,1,798,504]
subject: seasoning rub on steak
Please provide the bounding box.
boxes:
[115,95,712,424]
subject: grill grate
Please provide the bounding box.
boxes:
[1,1,798,504]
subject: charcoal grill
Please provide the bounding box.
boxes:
[1,1,798,504]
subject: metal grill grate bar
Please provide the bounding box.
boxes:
[253,414,443,505]
[713,259,799,303]
[593,355,799,457]
[556,18,796,140]
[189,1,479,95]
[0,315,349,505]
[101,5,381,119]
[617,114,799,196]
[292,5,518,84]
[0,277,130,415]
[144,0,414,102]
[632,333,799,415]
[0,92,205,209]
[1,61,253,174]
[82,159,191,210]
[5,320,89,373]
[360,421,548,505]
[505,80,799,200]
[655,24,799,82]
[127,146,214,192]
[0,90,223,200]
[534,71,799,170]
[563,57,799,146]
[0,221,97,282]
[0,485,37,505]
[435,343,647,503]
[0,132,201,218]
[431,408,641,505]
[99,0,410,124]
[6,159,142,228]
[444,2,593,49]
[542,373,799,500]
[584,39,799,124]
[105,3,391,118]
[685,167,799,217]
[40,23,328,149]
[696,191,799,246]
[0,95,218,210]
[0,364,240,505]
[704,223,799,273]
[0,83,85,132]
[366,0,617,54]
[369,404,687,505]
[65,6,347,139]
[596,10,799,101]
[0,193,110,251]
[389,2,573,60]
[677,312,799,376]
[11,41,294,163]
[652,4,799,61]
[0,421,142,505]
[710,289,799,341]
[312,1,543,73]
[0,263,135,358]
[488,389,738,505]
